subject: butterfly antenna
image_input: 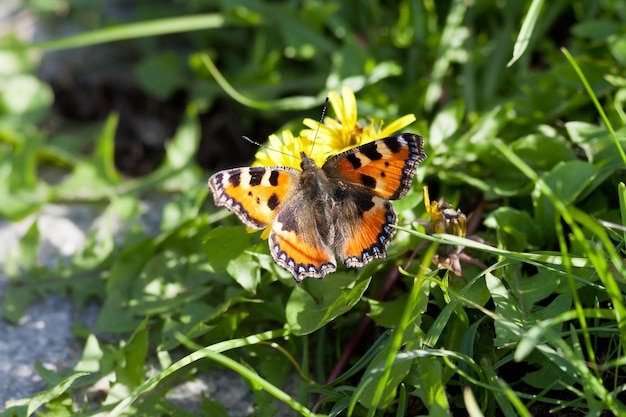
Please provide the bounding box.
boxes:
[309,97,329,156]
[242,136,299,162]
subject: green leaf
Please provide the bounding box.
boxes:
[226,251,261,292]
[0,131,50,220]
[485,273,524,346]
[408,357,450,414]
[485,207,542,250]
[4,220,40,278]
[2,220,43,322]
[105,322,150,405]
[96,237,156,333]
[355,329,415,410]
[55,113,121,199]
[367,295,411,329]
[160,185,209,233]
[608,34,626,65]
[203,226,253,271]
[24,372,88,416]
[428,100,464,151]
[521,350,577,390]
[0,75,53,123]
[286,274,370,336]
[566,122,626,194]
[74,334,105,373]
[424,0,468,111]
[572,20,620,42]
[507,268,561,314]
[510,133,576,173]
[532,160,597,243]
[134,51,184,100]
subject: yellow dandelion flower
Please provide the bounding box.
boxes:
[301,86,417,158]
[252,130,319,168]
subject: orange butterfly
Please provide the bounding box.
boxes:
[208,133,426,281]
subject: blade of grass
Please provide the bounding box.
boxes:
[29,14,232,51]
[198,53,402,111]
[364,246,435,415]
[193,348,321,417]
[507,0,544,67]
[107,328,289,417]
[397,227,594,271]
[617,182,626,242]
[481,358,528,416]
[561,47,626,166]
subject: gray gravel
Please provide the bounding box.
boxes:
[0,200,257,415]
[0,203,99,408]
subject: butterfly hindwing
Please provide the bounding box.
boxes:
[208,166,299,229]
[334,194,398,268]
[269,196,337,281]
[323,133,426,200]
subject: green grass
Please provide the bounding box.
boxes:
[1,1,625,416]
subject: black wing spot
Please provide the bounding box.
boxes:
[363,146,383,161]
[346,153,362,169]
[385,137,402,153]
[250,170,263,186]
[228,172,241,187]
[267,193,280,210]
[360,174,377,189]
[269,170,280,186]
[354,193,375,217]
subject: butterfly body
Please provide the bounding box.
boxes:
[209,133,426,281]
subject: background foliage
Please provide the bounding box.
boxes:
[1,0,625,416]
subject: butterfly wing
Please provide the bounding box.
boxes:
[330,188,398,268]
[322,133,426,268]
[322,133,426,200]
[269,195,337,281]
[208,166,299,229]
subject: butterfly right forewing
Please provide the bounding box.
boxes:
[323,133,426,200]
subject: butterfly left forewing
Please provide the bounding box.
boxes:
[323,133,426,200]
[208,166,298,229]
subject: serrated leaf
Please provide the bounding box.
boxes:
[25,372,88,416]
[486,273,524,346]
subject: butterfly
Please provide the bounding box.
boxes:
[208,133,426,282]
